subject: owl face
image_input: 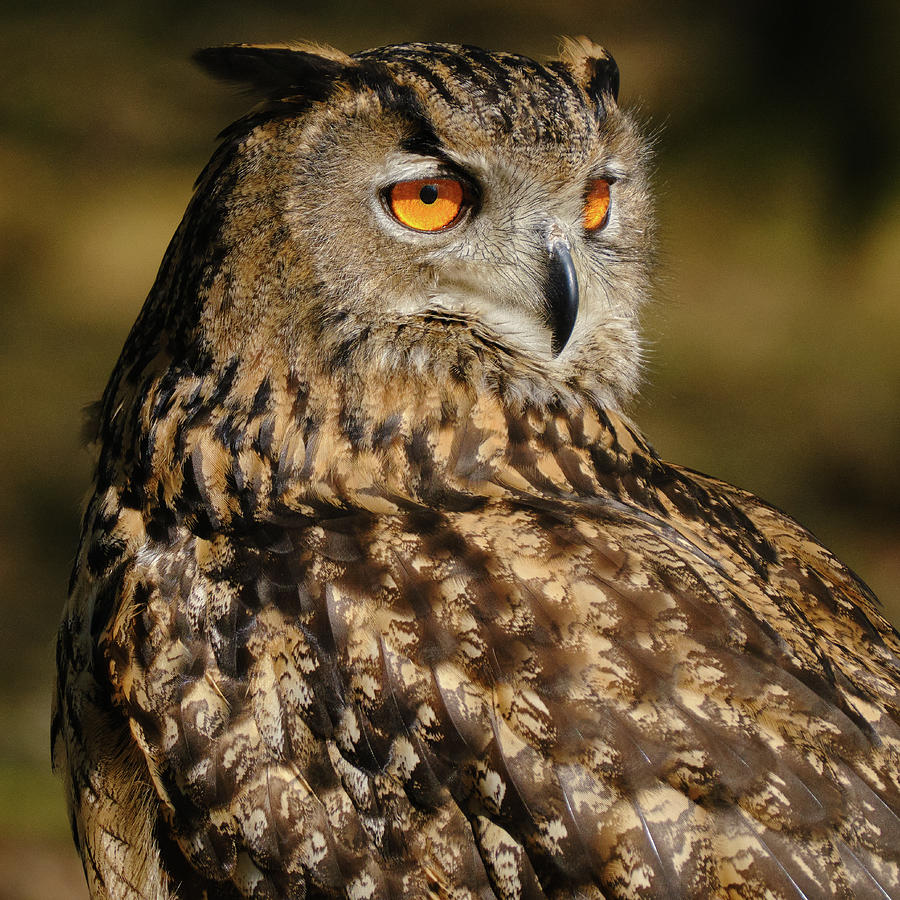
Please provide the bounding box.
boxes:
[178,41,654,406]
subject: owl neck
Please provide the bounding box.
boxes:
[94,349,659,536]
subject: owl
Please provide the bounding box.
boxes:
[53,39,900,900]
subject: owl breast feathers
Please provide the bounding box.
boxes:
[53,40,900,900]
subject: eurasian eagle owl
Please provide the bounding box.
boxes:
[53,39,900,899]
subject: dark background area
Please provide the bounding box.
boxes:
[1,2,897,895]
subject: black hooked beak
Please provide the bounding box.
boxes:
[545,238,579,356]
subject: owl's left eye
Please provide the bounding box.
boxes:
[387,178,467,232]
[583,179,612,231]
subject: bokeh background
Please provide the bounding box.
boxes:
[1,1,897,896]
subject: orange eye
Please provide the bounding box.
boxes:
[584,179,612,231]
[388,178,465,231]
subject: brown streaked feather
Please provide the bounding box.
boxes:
[193,42,351,101]
[58,379,900,897]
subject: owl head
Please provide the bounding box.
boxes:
[124,40,653,419]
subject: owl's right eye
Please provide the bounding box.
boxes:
[387,178,467,232]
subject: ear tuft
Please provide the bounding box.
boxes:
[193,42,352,100]
[557,36,619,106]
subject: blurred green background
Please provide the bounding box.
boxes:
[1,1,897,896]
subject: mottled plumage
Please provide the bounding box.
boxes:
[53,40,900,899]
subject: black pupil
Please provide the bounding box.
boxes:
[419,184,439,204]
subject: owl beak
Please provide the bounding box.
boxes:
[545,238,579,355]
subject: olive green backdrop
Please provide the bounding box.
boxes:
[1,1,897,896]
